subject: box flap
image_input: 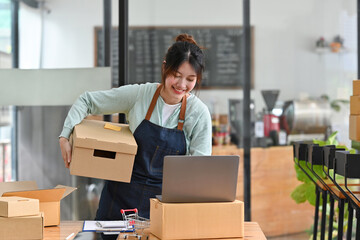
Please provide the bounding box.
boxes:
[55,185,77,199]
[0,181,38,196]
[2,188,66,202]
[73,119,137,155]
[0,196,36,202]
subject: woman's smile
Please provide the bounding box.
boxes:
[161,61,197,105]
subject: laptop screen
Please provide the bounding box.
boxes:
[159,155,239,203]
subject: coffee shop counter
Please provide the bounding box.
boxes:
[212,145,313,237]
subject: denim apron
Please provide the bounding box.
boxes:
[95,85,187,220]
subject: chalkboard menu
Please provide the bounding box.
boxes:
[95,26,253,88]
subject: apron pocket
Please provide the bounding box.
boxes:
[150,145,180,176]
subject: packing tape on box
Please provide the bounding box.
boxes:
[104,123,122,132]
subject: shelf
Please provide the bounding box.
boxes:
[315,47,349,54]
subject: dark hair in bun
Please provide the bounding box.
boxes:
[175,34,198,45]
[161,33,205,91]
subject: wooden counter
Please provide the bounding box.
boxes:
[212,145,313,237]
[43,221,267,240]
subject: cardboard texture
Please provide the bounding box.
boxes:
[0,196,39,217]
[70,119,137,182]
[0,181,76,226]
[354,80,360,96]
[0,212,43,240]
[350,95,360,115]
[150,198,244,240]
[350,115,360,141]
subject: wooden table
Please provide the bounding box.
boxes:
[43,221,267,240]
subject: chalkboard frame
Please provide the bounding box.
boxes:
[94,26,254,89]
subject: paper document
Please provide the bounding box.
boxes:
[83,220,133,232]
[96,221,126,228]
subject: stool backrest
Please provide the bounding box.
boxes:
[293,142,309,161]
[307,144,322,166]
[323,146,345,179]
[323,146,337,169]
[334,151,350,177]
[334,151,360,178]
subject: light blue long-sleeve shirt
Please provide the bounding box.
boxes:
[60,82,212,156]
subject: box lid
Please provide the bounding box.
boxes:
[54,185,77,199]
[0,181,77,202]
[73,119,137,155]
[0,196,37,203]
[2,189,66,202]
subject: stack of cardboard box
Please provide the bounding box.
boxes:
[350,80,360,141]
[149,199,244,240]
[0,181,76,227]
[0,196,43,239]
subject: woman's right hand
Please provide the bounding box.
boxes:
[59,137,72,168]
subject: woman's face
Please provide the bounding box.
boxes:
[161,61,197,105]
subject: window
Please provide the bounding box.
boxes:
[0,0,11,68]
[0,0,12,182]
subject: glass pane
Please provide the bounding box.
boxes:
[0,106,12,182]
[0,0,11,54]
[0,0,12,183]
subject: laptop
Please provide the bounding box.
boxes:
[157,155,239,203]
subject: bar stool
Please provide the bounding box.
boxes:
[307,144,333,240]
[333,151,360,239]
[293,142,348,240]
[322,146,347,240]
[293,142,323,240]
[306,144,350,240]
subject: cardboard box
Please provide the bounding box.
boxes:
[0,181,76,226]
[354,80,360,96]
[350,115,360,141]
[70,119,138,182]
[350,95,360,115]
[150,198,244,240]
[0,212,43,240]
[0,196,39,217]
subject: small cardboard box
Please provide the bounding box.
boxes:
[350,95,360,115]
[70,119,138,182]
[0,181,76,226]
[354,80,360,96]
[0,212,43,239]
[150,198,244,240]
[0,196,39,217]
[350,115,360,141]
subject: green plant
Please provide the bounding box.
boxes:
[320,94,349,112]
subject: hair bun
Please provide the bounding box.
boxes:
[175,33,198,46]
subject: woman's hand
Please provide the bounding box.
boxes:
[59,137,72,168]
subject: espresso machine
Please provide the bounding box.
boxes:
[261,90,280,138]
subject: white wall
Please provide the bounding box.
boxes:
[19,0,357,114]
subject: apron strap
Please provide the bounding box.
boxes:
[145,84,162,121]
[145,84,187,131]
[177,95,186,131]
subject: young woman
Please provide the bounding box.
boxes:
[59,34,212,220]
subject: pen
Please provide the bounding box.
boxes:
[66,232,75,240]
